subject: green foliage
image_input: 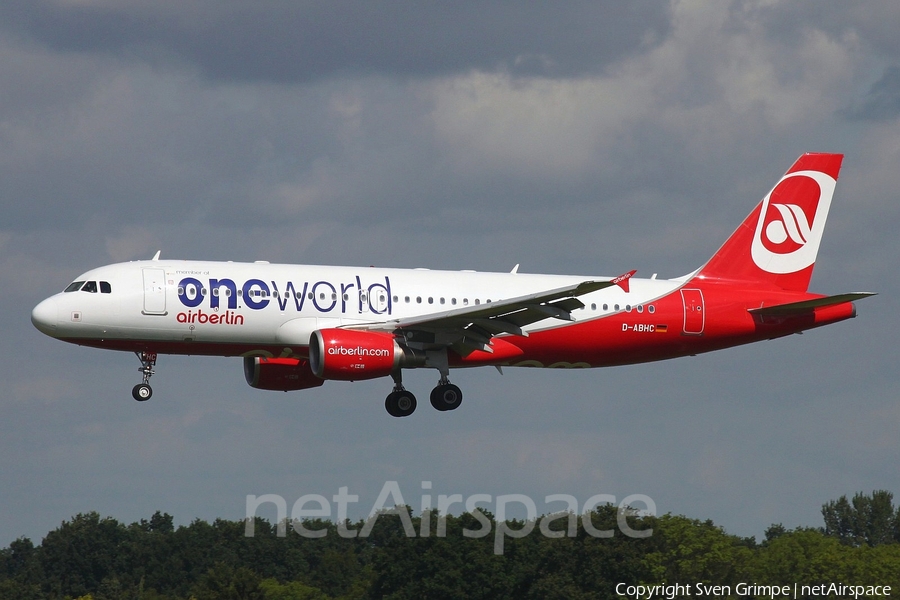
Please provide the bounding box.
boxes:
[0,491,896,599]
[640,515,753,585]
[190,563,265,600]
[822,489,899,547]
[258,578,330,600]
[749,527,900,589]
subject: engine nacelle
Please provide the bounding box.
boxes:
[309,329,402,381]
[243,356,325,391]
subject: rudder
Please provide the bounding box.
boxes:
[694,153,843,292]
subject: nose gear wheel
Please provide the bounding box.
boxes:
[132,351,157,402]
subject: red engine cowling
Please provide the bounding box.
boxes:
[243,356,325,391]
[309,329,399,381]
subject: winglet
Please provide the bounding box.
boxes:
[611,270,637,293]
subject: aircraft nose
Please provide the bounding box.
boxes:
[31,297,59,336]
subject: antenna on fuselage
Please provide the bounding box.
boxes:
[151,250,161,261]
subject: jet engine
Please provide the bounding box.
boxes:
[243,356,324,391]
[309,328,415,381]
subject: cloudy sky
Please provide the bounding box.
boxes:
[3,0,899,546]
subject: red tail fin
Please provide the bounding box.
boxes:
[694,153,843,292]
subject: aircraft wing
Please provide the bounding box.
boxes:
[350,271,635,354]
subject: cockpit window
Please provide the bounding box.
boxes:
[64,281,85,292]
[100,281,112,294]
[81,281,98,293]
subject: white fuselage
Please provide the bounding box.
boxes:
[32,259,681,356]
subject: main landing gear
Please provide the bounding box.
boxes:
[430,378,463,412]
[385,370,417,417]
[132,351,157,402]
[384,370,463,417]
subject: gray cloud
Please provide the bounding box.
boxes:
[1,0,897,548]
[843,66,900,121]
[2,1,671,83]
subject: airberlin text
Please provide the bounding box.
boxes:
[328,346,390,358]
[176,309,244,326]
[176,275,393,319]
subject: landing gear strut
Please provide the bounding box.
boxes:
[132,351,157,401]
[385,370,416,417]
[427,351,462,412]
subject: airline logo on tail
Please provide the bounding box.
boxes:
[750,170,836,274]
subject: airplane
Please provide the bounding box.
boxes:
[31,153,874,417]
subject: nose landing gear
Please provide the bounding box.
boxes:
[132,351,157,402]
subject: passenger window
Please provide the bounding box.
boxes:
[100,281,112,294]
[81,281,98,293]
[65,281,85,293]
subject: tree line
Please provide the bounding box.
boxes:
[1,491,899,599]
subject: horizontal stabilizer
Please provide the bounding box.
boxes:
[748,292,876,317]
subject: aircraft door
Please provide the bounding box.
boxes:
[358,289,369,313]
[680,288,704,335]
[369,287,389,314]
[142,268,167,315]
